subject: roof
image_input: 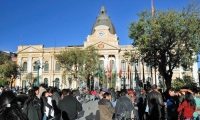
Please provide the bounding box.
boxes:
[91,6,116,35]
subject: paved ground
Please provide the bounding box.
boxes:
[78,100,99,120]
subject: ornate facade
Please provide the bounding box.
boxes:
[16,6,198,90]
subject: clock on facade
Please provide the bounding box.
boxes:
[99,31,105,37]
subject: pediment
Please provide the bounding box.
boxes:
[18,46,43,53]
[91,41,120,50]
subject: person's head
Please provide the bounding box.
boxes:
[128,89,134,96]
[103,92,111,100]
[0,91,28,120]
[141,89,146,94]
[168,87,176,96]
[33,86,39,95]
[120,90,127,96]
[152,84,158,91]
[42,91,49,97]
[40,84,45,88]
[61,89,71,98]
[185,91,196,109]
[28,89,36,99]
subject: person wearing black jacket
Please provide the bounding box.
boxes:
[166,87,179,120]
[147,84,165,120]
[58,89,82,120]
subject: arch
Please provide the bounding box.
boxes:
[33,61,38,71]
[23,62,27,71]
[55,78,59,88]
[44,61,49,71]
[55,61,60,71]
[44,78,48,88]
[121,60,126,72]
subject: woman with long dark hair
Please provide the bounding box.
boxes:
[23,88,42,120]
[0,90,28,120]
[177,91,196,120]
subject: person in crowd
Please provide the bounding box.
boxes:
[49,87,61,120]
[23,89,42,120]
[166,87,179,120]
[33,86,40,96]
[0,90,28,120]
[126,89,135,119]
[58,89,82,120]
[178,91,196,120]
[98,92,115,120]
[91,89,96,101]
[147,84,165,120]
[137,89,147,120]
[110,88,116,103]
[115,90,133,120]
[41,91,53,120]
[37,84,46,99]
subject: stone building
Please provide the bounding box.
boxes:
[16,6,198,90]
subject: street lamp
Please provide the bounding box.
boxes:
[33,60,43,87]
[121,60,126,90]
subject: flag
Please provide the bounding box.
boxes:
[128,65,130,79]
[98,69,102,78]
[118,68,122,78]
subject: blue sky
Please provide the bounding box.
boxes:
[0,0,198,66]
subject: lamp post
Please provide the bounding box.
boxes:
[33,60,43,87]
[121,60,126,90]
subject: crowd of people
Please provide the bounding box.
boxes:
[0,84,200,120]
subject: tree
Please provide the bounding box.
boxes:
[172,74,197,90]
[55,46,100,88]
[0,61,18,88]
[128,1,200,88]
[24,72,37,87]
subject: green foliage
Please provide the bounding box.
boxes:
[128,1,200,88]
[25,72,37,87]
[55,46,100,82]
[0,61,18,88]
[172,74,197,90]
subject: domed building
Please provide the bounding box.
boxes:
[16,6,198,90]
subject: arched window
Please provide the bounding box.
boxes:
[23,62,27,71]
[55,78,59,88]
[146,63,151,72]
[44,61,49,71]
[44,78,48,88]
[100,60,104,70]
[33,61,38,71]
[121,60,126,72]
[55,61,60,71]
[111,60,115,71]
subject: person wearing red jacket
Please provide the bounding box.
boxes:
[177,91,196,120]
[91,89,96,101]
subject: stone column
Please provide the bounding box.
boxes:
[28,57,32,73]
[17,57,22,86]
[104,55,108,70]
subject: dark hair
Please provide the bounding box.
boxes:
[103,92,110,98]
[120,90,127,96]
[62,89,71,96]
[24,89,40,110]
[185,91,196,110]
[0,91,28,120]
[33,86,39,91]
[152,84,157,90]
[169,87,175,92]
[40,84,45,88]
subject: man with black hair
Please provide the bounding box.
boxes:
[166,87,179,120]
[147,84,165,120]
[115,90,133,120]
[98,92,114,120]
[58,89,82,120]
